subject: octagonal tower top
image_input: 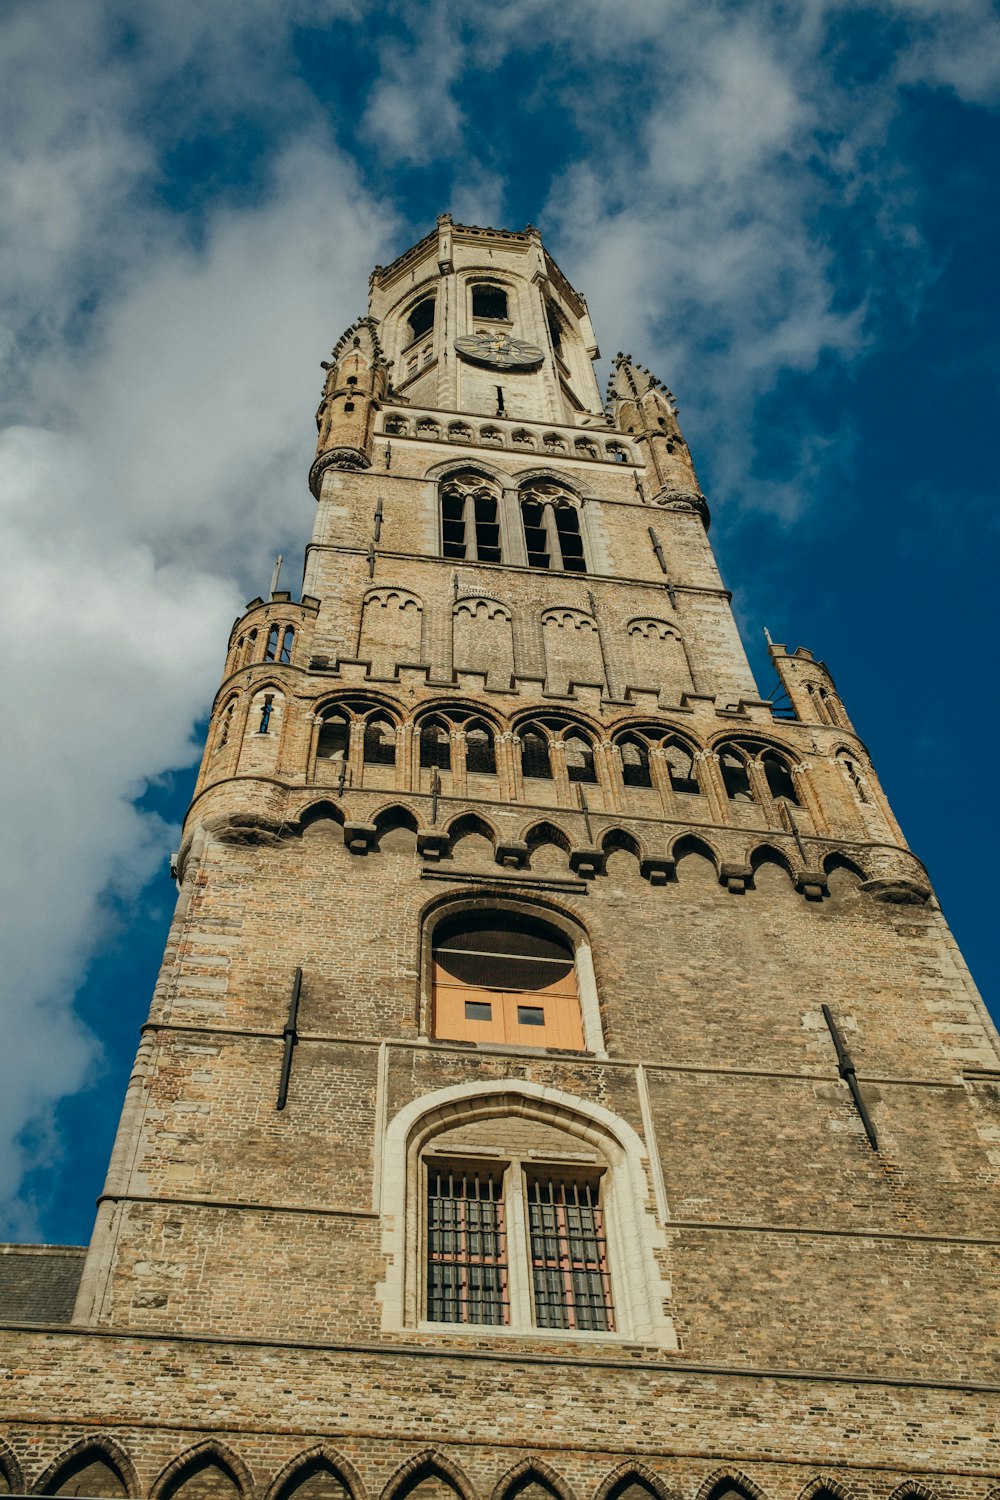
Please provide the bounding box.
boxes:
[367,215,603,425]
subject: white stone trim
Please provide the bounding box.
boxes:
[375,1078,676,1347]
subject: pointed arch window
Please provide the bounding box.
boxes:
[520,727,553,780]
[317,711,349,761]
[762,749,799,804]
[619,736,652,788]
[564,732,597,783]
[420,718,452,771]
[242,629,257,666]
[465,720,497,775]
[217,697,237,750]
[406,296,435,343]
[441,476,503,563]
[265,624,280,662]
[664,739,699,794]
[720,748,754,801]
[279,626,295,664]
[364,714,397,766]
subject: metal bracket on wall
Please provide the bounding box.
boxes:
[822,1003,879,1151]
[276,967,303,1111]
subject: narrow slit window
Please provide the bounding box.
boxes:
[265,624,280,661]
[259,695,274,734]
[426,1168,509,1326]
[279,626,294,665]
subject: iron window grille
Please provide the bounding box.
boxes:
[426,1167,509,1326]
[527,1177,614,1332]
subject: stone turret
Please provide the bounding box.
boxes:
[606,353,707,520]
[309,316,390,496]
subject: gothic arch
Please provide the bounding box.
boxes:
[422,455,507,486]
[693,1471,770,1500]
[823,850,868,880]
[670,832,721,873]
[886,1487,941,1500]
[295,799,347,832]
[748,843,795,877]
[371,801,425,831]
[149,1440,253,1500]
[490,1459,578,1500]
[600,827,645,861]
[795,1478,857,1500]
[413,699,504,731]
[264,1446,365,1500]
[315,691,403,722]
[511,706,603,738]
[0,1436,23,1495]
[593,1464,681,1500]
[521,818,573,853]
[379,1076,673,1343]
[512,466,595,500]
[453,596,512,622]
[445,811,500,848]
[379,1451,475,1500]
[34,1436,139,1497]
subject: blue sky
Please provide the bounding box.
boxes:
[2,0,998,1244]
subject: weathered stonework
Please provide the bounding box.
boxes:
[2,218,997,1500]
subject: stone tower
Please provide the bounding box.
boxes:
[2,218,999,1500]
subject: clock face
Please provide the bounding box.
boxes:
[454,332,544,370]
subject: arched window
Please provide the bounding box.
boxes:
[265,624,280,662]
[465,721,497,775]
[363,714,396,766]
[432,910,584,1051]
[663,738,699,794]
[619,736,652,788]
[720,747,754,801]
[440,475,502,563]
[564,732,597,783]
[317,711,349,761]
[471,283,508,321]
[279,626,294,664]
[519,483,585,572]
[406,297,435,342]
[217,698,237,750]
[520,727,552,780]
[242,629,257,666]
[762,749,798,804]
[838,751,869,803]
[420,718,452,771]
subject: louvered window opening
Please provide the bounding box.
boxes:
[554,507,586,572]
[520,500,550,569]
[527,1178,614,1331]
[426,1168,509,1325]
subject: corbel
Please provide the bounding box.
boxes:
[343,821,378,854]
[719,861,752,894]
[640,855,675,886]
[794,868,829,902]
[417,829,450,861]
[495,840,529,870]
[568,846,605,879]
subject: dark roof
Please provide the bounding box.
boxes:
[0,1243,85,1323]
